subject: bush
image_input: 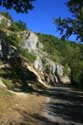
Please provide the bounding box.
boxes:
[6,33,21,47]
[38,33,83,89]
[2,78,15,90]
[0,12,12,20]
[19,48,36,63]
[0,19,8,29]
[0,89,11,96]
[71,61,83,89]
[9,20,27,31]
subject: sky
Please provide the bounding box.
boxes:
[0,0,74,40]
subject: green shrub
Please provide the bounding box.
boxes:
[19,48,36,63]
[9,20,27,31]
[0,12,12,20]
[6,33,21,47]
[0,89,11,96]
[71,61,83,88]
[2,78,15,90]
[0,19,8,29]
[38,33,83,89]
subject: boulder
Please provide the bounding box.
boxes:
[60,75,71,84]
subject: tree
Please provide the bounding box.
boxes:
[54,0,83,42]
[0,0,35,13]
[54,0,83,88]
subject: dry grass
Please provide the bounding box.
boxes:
[0,89,14,115]
[0,89,48,125]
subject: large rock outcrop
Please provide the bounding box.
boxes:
[20,31,71,86]
[21,31,38,53]
[0,13,71,87]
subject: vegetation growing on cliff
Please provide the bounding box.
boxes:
[53,0,83,88]
[38,33,83,88]
[0,12,12,20]
[9,20,27,31]
[0,12,83,90]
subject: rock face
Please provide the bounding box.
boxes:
[48,62,63,76]
[43,62,64,85]
[22,31,38,53]
[60,75,71,84]
[34,56,43,71]
[0,14,71,89]
[0,17,70,86]
[21,31,71,86]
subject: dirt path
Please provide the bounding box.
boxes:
[41,87,83,125]
[0,89,49,125]
[0,87,83,125]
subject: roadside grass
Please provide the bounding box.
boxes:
[0,88,13,115]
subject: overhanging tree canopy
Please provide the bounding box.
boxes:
[0,0,35,13]
[54,0,83,42]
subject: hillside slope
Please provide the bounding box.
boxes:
[0,12,83,91]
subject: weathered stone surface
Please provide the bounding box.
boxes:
[60,75,71,84]
[22,31,38,53]
[49,63,64,76]
[19,29,71,86]
[34,56,43,71]
[0,13,71,87]
[33,56,64,84]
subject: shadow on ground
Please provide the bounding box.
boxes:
[32,87,83,125]
[12,87,83,125]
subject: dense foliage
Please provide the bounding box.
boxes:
[0,0,35,13]
[54,0,83,42]
[0,18,8,29]
[6,33,21,47]
[38,33,83,88]
[0,12,12,20]
[19,48,36,63]
[9,20,27,31]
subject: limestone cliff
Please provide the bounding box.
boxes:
[19,30,71,85]
[0,13,71,90]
